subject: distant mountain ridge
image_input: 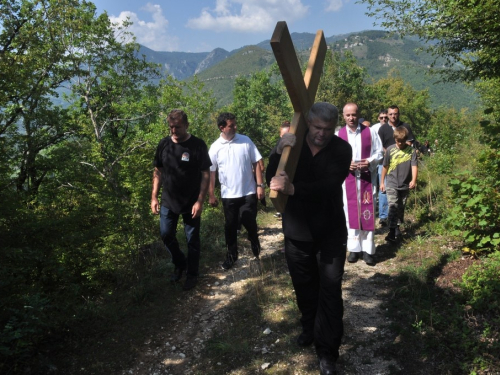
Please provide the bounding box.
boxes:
[138,30,476,109]
[138,45,231,80]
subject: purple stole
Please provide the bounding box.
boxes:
[338,125,375,231]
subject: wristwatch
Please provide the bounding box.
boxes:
[257,183,266,188]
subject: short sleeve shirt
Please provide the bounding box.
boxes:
[208,133,262,198]
[153,135,211,214]
[383,144,418,190]
[378,122,416,149]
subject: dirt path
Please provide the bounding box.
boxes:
[122,220,400,375]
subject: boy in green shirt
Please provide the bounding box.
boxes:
[380,126,418,242]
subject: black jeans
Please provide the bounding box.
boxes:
[221,194,260,258]
[285,236,346,361]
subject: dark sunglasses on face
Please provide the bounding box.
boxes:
[379,116,388,120]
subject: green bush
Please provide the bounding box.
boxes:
[461,252,500,312]
[446,148,500,252]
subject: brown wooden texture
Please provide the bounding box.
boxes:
[269,22,327,213]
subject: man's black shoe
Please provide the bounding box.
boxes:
[296,332,314,347]
[319,357,337,375]
[170,267,184,283]
[385,229,397,243]
[347,252,359,263]
[183,276,198,291]
[385,234,396,242]
[222,255,237,270]
[363,252,375,265]
[379,218,388,227]
[251,244,261,259]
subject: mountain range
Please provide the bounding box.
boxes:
[138,30,477,110]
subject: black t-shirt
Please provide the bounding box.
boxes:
[268,133,352,246]
[378,122,416,149]
[153,135,211,214]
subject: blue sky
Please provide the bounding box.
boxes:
[92,0,380,53]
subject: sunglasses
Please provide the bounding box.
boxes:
[379,116,388,120]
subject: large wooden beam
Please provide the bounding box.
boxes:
[269,21,327,213]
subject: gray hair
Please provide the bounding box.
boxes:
[307,102,339,127]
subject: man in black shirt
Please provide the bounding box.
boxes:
[378,105,416,149]
[268,102,351,375]
[151,110,211,291]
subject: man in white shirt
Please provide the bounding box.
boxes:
[208,113,265,270]
[337,103,383,265]
[371,110,389,226]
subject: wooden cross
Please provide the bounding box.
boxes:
[269,21,327,213]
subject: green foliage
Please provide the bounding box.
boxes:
[363,0,500,82]
[316,50,434,128]
[475,78,500,149]
[317,50,375,116]
[461,252,500,313]
[447,167,500,252]
[229,68,292,155]
[370,73,432,133]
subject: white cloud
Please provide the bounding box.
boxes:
[109,3,179,51]
[324,0,346,12]
[187,0,309,33]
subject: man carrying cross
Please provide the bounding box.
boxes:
[337,103,383,265]
[268,102,351,375]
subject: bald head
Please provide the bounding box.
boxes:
[343,103,359,131]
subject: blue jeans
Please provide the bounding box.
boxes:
[378,164,388,220]
[160,206,201,277]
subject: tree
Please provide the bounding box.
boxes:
[371,72,432,136]
[317,50,370,110]
[0,0,95,136]
[230,68,292,156]
[0,1,162,368]
[362,0,500,82]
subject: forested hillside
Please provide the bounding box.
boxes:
[143,29,477,109]
[1,1,498,374]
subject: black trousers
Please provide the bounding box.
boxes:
[285,236,346,361]
[222,194,260,258]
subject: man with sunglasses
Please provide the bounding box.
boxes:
[371,110,389,226]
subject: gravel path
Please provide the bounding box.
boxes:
[122,221,400,375]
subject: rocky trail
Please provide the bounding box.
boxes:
[122,220,403,375]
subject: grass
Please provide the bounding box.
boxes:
[375,152,500,374]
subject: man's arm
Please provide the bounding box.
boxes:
[367,128,384,172]
[151,167,162,214]
[409,165,418,189]
[380,166,388,192]
[254,160,265,200]
[208,170,218,207]
[192,169,210,218]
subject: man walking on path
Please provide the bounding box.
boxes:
[208,112,265,270]
[337,103,383,265]
[268,102,352,375]
[378,105,416,149]
[371,110,389,226]
[151,110,211,291]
